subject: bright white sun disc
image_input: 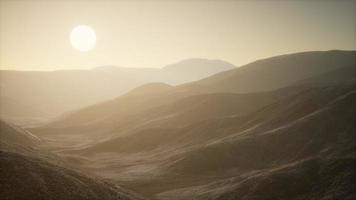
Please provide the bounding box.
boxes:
[70,25,96,51]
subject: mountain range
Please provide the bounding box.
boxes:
[25,50,356,199]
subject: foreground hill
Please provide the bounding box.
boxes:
[158,85,356,200]
[158,157,356,200]
[0,58,234,122]
[67,80,354,200]
[0,120,144,200]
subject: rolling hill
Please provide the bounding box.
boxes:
[34,50,356,136]
[188,50,356,93]
[30,50,356,199]
[158,85,356,200]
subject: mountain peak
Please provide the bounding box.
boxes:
[93,65,123,71]
[126,82,173,96]
[163,58,235,72]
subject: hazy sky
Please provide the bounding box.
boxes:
[1,0,355,70]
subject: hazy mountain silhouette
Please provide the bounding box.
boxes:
[0,120,145,200]
[0,58,234,123]
[30,50,356,199]
[35,50,356,134]
[161,58,235,83]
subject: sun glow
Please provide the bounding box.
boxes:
[70,25,96,52]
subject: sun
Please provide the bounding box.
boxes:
[70,25,96,51]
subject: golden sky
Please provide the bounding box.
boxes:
[1,0,356,70]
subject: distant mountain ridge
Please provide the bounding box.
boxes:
[39,50,356,130]
[0,58,234,123]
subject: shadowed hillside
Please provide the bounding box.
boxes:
[0,120,144,200]
[158,86,356,200]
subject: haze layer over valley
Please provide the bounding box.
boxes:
[0,59,234,125]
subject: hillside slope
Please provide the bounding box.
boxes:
[158,86,356,200]
[0,120,144,200]
[187,50,356,93]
